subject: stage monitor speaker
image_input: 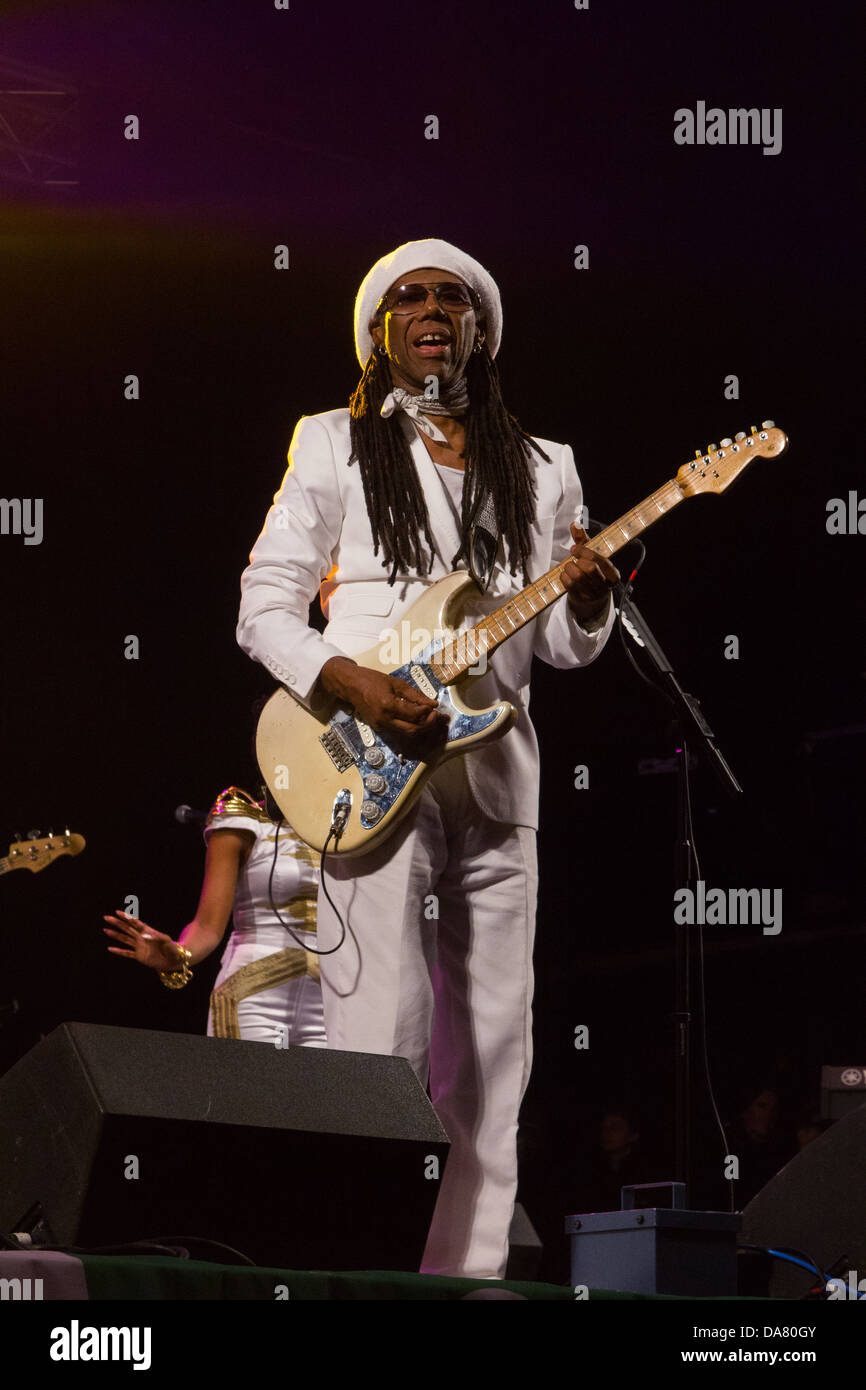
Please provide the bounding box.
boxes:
[741,1099,866,1298]
[821,1065,866,1120]
[0,1022,449,1272]
[505,1201,542,1281]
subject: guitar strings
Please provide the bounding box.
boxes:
[432,479,689,680]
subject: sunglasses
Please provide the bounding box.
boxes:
[377,282,480,315]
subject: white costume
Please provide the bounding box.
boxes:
[235,238,613,1277]
[237,409,611,830]
[204,788,326,1047]
[237,408,612,1275]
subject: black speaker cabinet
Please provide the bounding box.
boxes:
[0,1022,450,1271]
[821,1066,866,1120]
[741,1100,866,1297]
[505,1201,542,1281]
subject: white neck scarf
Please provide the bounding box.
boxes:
[379,374,499,590]
[379,375,469,446]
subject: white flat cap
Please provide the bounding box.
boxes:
[353,237,502,367]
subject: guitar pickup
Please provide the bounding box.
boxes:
[410,664,438,699]
[354,718,377,747]
[320,724,356,772]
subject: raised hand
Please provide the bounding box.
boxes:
[103,909,185,973]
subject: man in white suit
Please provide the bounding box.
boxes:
[237,239,618,1279]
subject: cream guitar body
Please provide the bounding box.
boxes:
[257,423,788,857]
[256,569,516,857]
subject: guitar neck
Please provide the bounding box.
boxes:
[429,478,686,684]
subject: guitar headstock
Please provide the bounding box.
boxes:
[677,422,787,497]
[4,831,86,874]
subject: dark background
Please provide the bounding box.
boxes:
[1,0,863,1281]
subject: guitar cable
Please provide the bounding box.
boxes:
[679,748,735,1213]
[608,537,657,691]
[266,816,347,956]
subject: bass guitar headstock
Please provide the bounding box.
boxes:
[3,830,86,875]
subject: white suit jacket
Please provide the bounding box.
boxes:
[237,407,613,829]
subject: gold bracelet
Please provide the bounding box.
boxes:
[159,944,193,990]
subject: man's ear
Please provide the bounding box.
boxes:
[370,315,384,348]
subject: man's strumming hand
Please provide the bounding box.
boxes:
[318,656,449,743]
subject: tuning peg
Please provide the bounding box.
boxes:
[750,425,758,434]
[707,444,717,454]
[26,828,41,840]
[694,449,702,459]
[720,437,732,448]
[761,419,775,429]
[735,431,746,442]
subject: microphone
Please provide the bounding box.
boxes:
[174,804,207,827]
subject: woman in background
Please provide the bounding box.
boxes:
[103,785,326,1046]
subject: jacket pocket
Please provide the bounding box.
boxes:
[324,581,402,623]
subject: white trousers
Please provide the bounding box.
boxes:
[206,940,328,1047]
[316,756,538,1279]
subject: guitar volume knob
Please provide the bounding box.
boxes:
[362,800,383,823]
[366,747,385,768]
[364,774,387,794]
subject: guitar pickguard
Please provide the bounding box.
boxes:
[319,654,508,830]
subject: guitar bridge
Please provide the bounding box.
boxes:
[320,724,355,772]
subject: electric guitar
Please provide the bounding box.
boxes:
[0,831,86,876]
[257,423,787,856]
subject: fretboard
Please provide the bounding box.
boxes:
[429,477,686,684]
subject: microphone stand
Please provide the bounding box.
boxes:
[615,580,742,1200]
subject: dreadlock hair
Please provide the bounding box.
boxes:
[348,344,550,586]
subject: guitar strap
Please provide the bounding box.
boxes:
[385,384,501,592]
[467,488,500,593]
[433,463,500,594]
